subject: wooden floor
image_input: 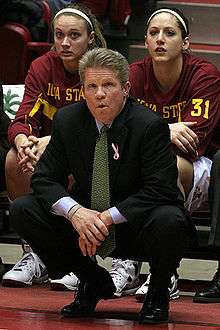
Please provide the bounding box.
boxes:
[1,308,220,330]
[0,283,220,329]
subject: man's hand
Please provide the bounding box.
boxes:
[99,210,113,228]
[69,207,109,257]
[169,122,199,155]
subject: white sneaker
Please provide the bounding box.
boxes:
[135,273,180,302]
[50,272,79,291]
[110,258,141,297]
[2,252,48,287]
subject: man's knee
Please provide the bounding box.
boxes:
[151,205,185,228]
[212,150,220,166]
[10,195,34,229]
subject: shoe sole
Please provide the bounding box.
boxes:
[113,277,142,298]
[2,279,32,287]
[61,310,94,318]
[2,275,48,287]
[193,296,220,303]
[136,290,180,302]
[32,274,49,284]
[50,282,77,291]
[113,286,140,298]
[139,317,169,324]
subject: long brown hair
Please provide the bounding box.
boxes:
[52,3,106,49]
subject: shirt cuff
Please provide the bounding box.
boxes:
[51,197,78,219]
[108,207,127,224]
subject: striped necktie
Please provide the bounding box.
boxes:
[91,126,116,258]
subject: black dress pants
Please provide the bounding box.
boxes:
[10,194,191,289]
[209,150,220,249]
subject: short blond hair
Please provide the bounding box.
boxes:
[79,48,129,86]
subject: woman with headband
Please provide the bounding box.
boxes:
[3,2,139,299]
[129,7,220,305]
[2,3,105,289]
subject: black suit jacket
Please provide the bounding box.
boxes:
[32,97,184,233]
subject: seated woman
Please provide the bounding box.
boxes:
[0,83,10,277]
[2,2,104,289]
[0,83,10,193]
[2,2,139,297]
[128,7,220,301]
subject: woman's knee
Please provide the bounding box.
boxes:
[6,148,32,200]
[177,156,194,197]
[5,148,17,177]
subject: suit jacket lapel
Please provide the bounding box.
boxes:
[109,113,128,188]
[77,115,98,176]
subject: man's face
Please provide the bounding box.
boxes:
[83,68,130,124]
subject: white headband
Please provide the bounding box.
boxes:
[54,8,93,30]
[147,9,188,34]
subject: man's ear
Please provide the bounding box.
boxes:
[123,81,131,96]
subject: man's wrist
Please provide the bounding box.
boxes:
[67,204,82,222]
[100,210,113,226]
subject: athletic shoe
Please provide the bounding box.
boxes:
[135,273,179,302]
[110,258,141,297]
[2,252,48,287]
[50,272,79,291]
[0,257,5,280]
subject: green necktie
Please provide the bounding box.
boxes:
[91,126,115,258]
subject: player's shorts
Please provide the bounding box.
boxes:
[185,156,212,213]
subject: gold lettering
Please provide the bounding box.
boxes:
[138,99,146,105]
[163,106,170,119]
[191,98,203,116]
[66,88,72,101]
[191,98,210,119]
[54,87,60,100]
[150,104,157,112]
[72,89,79,102]
[170,104,178,118]
[47,83,52,96]
[204,100,210,119]
[50,85,55,96]
[78,87,85,100]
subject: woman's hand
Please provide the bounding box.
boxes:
[15,135,51,173]
[15,134,29,162]
[169,122,199,155]
[26,135,51,161]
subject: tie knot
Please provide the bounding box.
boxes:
[100,125,108,134]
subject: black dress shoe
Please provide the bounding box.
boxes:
[61,280,115,317]
[138,287,169,324]
[193,270,220,303]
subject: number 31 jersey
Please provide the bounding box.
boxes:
[130,53,220,159]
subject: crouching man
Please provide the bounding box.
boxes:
[10,48,195,324]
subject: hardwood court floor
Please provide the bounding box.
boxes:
[1,308,220,330]
[0,283,220,329]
